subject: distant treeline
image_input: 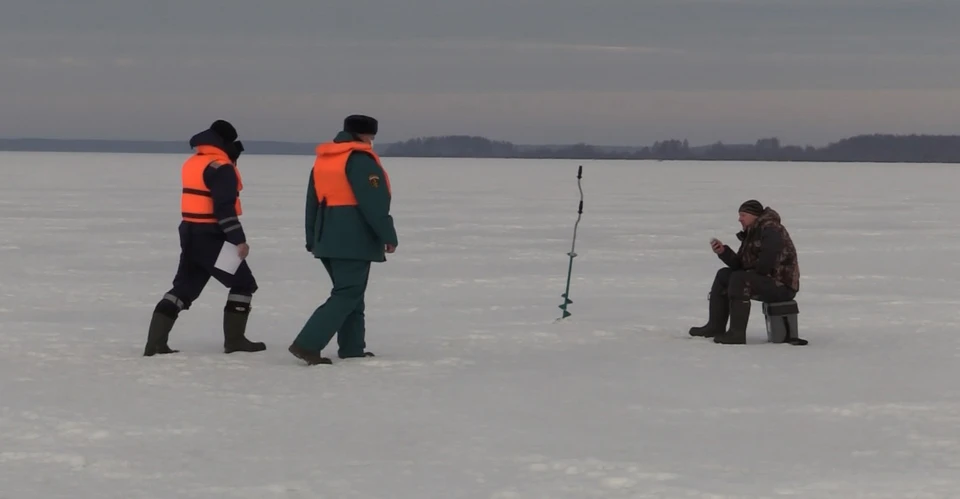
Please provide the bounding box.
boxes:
[381,134,960,163]
[2,133,960,163]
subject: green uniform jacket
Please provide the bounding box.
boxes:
[305,132,398,262]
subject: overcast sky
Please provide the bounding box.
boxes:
[2,0,959,146]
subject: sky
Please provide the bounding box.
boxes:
[2,0,960,146]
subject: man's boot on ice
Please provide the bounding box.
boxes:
[715,298,750,345]
[223,296,266,353]
[689,293,729,338]
[144,295,183,356]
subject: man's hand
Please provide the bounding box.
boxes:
[710,238,724,254]
[237,243,250,259]
[385,244,396,254]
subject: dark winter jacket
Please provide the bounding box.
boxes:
[718,207,799,292]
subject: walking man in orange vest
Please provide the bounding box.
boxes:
[288,115,398,365]
[143,120,266,356]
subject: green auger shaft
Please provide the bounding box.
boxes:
[558,165,583,320]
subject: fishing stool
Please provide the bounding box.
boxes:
[761,300,806,345]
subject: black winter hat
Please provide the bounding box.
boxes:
[343,114,378,135]
[738,199,764,216]
[210,120,238,142]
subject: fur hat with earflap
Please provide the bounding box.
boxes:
[343,115,378,136]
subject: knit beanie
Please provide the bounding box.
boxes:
[210,120,238,142]
[738,199,764,216]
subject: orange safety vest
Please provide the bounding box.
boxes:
[181,145,243,223]
[312,141,391,206]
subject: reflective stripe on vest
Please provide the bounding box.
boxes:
[312,140,391,206]
[181,145,243,223]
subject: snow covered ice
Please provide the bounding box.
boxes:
[2,151,959,498]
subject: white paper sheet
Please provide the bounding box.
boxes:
[214,242,242,275]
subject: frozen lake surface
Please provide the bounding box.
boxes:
[1,152,959,498]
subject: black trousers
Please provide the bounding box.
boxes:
[164,222,258,310]
[712,267,795,303]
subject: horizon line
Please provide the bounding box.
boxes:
[2,131,958,149]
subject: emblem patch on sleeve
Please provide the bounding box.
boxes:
[368,174,380,188]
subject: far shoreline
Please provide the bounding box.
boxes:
[1,133,958,165]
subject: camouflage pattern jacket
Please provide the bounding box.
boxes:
[718,207,800,292]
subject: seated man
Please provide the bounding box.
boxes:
[689,199,800,344]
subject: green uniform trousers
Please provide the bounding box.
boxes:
[293,257,371,355]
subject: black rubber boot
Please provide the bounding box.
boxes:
[689,293,729,338]
[715,299,750,345]
[144,298,181,357]
[223,301,266,353]
[144,312,179,356]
